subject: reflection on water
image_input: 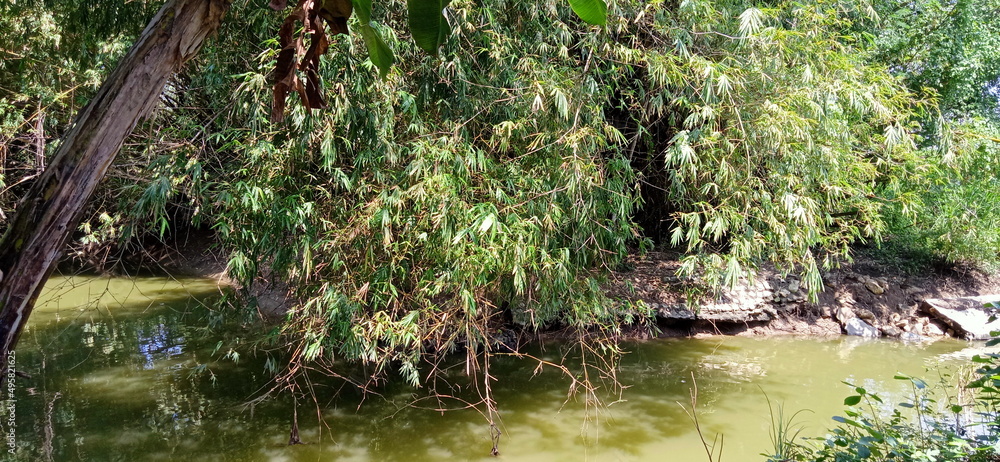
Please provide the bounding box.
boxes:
[0,276,982,461]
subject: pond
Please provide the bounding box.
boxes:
[0,276,985,461]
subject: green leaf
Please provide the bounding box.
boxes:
[567,0,607,26]
[478,214,495,234]
[360,23,394,78]
[844,395,862,406]
[737,7,763,37]
[406,0,452,55]
[351,0,372,24]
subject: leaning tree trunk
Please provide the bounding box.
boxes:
[0,0,231,386]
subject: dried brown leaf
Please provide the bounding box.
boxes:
[271,0,347,121]
[300,21,329,109]
[271,4,307,122]
[318,0,352,35]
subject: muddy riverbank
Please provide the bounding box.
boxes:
[610,251,1000,340]
[75,232,1000,341]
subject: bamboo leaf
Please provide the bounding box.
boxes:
[478,214,495,234]
[738,7,763,37]
[318,0,353,35]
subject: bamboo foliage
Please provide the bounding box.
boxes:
[202,0,929,396]
[0,0,937,385]
[608,0,926,293]
[210,0,645,401]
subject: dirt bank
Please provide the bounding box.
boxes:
[110,233,1000,340]
[607,251,1000,340]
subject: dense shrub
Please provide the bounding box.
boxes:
[871,0,1000,272]
[881,119,1000,271]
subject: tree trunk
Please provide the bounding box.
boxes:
[0,0,231,386]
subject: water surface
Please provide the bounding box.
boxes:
[1,276,982,461]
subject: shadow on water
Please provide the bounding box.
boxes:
[5,275,277,462]
[1,275,984,462]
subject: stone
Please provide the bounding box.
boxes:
[899,332,925,343]
[696,304,774,322]
[857,308,877,324]
[656,302,774,323]
[835,291,856,304]
[657,304,696,320]
[865,280,884,295]
[834,306,855,324]
[924,322,945,337]
[845,318,880,338]
[788,280,800,293]
[881,325,902,338]
[922,296,1000,340]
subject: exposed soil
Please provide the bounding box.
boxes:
[99,233,1000,340]
[607,250,1000,339]
[131,229,232,282]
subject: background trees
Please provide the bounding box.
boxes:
[0,0,231,390]
[0,0,158,217]
[870,0,1000,270]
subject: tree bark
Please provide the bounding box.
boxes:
[0,0,231,385]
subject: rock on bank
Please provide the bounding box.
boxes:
[607,252,1000,340]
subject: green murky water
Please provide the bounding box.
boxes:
[1,276,985,461]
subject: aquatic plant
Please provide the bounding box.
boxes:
[759,341,1000,462]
